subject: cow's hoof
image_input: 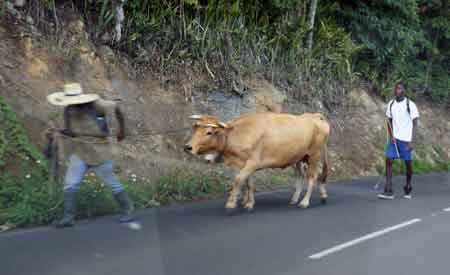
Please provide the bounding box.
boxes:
[298,203,309,209]
[320,198,327,204]
[289,200,298,206]
[243,203,254,212]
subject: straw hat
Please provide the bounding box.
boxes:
[47,83,100,106]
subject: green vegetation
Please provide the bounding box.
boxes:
[376,141,450,176]
[3,1,449,103]
[392,145,450,175]
[6,1,448,103]
[392,158,450,175]
[70,0,449,104]
[1,169,225,229]
[334,0,450,102]
[0,96,56,228]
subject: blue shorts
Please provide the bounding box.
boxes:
[385,139,412,161]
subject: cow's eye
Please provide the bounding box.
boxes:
[206,131,213,136]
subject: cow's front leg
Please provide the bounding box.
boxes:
[319,182,328,204]
[226,165,256,210]
[290,177,304,205]
[299,156,319,209]
[299,178,316,209]
[241,183,250,206]
[243,178,256,210]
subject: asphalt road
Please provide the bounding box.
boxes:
[2,173,450,275]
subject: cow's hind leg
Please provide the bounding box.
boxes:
[290,162,306,205]
[298,155,320,209]
[241,177,255,206]
[319,181,328,204]
[241,184,250,207]
[243,178,256,211]
[318,145,330,204]
[226,163,256,211]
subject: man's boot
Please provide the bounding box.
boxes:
[113,190,134,223]
[54,191,77,228]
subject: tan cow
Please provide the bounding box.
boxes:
[184,112,330,211]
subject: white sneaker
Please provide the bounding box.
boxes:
[378,192,395,200]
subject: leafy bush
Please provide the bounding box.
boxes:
[333,0,450,103]
[0,96,58,228]
[0,170,61,228]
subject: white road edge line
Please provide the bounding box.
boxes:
[443,207,450,212]
[308,218,422,260]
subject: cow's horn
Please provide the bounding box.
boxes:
[189,115,202,120]
[218,122,228,128]
[203,123,219,128]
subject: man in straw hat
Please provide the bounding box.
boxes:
[378,81,419,200]
[47,83,134,227]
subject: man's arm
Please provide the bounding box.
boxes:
[115,106,126,142]
[409,102,420,150]
[387,118,395,143]
[61,107,76,137]
[409,118,418,150]
[385,101,395,143]
[412,118,418,142]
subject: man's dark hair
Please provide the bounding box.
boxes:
[390,81,410,116]
[395,81,406,90]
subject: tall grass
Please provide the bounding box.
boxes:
[76,0,360,103]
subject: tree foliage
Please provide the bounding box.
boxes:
[9,0,450,103]
[332,0,450,101]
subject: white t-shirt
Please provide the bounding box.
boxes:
[386,98,419,142]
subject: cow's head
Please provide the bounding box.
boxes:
[184,115,229,160]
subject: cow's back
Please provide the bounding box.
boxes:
[226,113,329,168]
[300,112,330,137]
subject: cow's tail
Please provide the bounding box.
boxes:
[318,142,330,184]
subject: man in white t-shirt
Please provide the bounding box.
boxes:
[378,81,419,200]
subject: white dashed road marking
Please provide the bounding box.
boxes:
[309,218,422,260]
